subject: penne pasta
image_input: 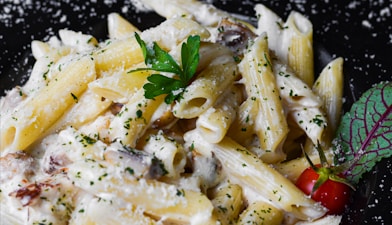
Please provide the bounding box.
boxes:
[197,42,233,72]
[254,4,285,58]
[255,4,314,86]
[24,41,73,95]
[1,2,348,224]
[313,57,344,147]
[108,12,140,40]
[140,130,187,179]
[227,96,259,147]
[210,182,243,225]
[108,89,165,147]
[184,129,327,221]
[273,60,327,145]
[48,89,111,131]
[31,40,71,60]
[237,201,284,225]
[0,56,96,152]
[70,194,157,225]
[286,11,314,86]
[22,56,57,94]
[238,34,288,160]
[67,159,216,225]
[88,65,150,102]
[173,54,239,119]
[196,85,241,143]
[93,36,144,72]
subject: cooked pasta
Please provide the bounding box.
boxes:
[0,1,346,225]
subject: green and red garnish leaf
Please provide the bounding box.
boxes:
[333,81,392,184]
[129,33,200,104]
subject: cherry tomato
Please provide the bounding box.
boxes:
[295,165,352,215]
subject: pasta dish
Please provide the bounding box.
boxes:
[0,0,347,224]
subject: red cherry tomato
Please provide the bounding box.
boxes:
[295,165,352,215]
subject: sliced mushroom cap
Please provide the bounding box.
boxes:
[216,18,256,56]
[192,151,224,192]
[104,145,168,180]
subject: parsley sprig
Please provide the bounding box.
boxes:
[130,33,200,104]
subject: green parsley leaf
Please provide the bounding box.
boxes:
[181,35,200,82]
[130,33,200,104]
[143,74,183,100]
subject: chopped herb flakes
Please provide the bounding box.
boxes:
[77,133,97,147]
[70,93,78,103]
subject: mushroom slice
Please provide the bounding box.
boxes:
[104,146,167,180]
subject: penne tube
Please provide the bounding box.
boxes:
[289,107,327,146]
[227,97,259,146]
[67,160,216,225]
[196,85,241,143]
[254,4,285,58]
[108,89,165,147]
[31,40,71,61]
[255,4,314,86]
[108,12,140,40]
[40,126,109,165]
[48,89,111,131]
[0,56,96,152]
[239,34,288,156]
[273,60,327,145]
[197,42,233,73]
[70,194,157,225]
[313,57,344,146]
[286,11,314,86]
[22,57,57,95]
[273,61,321,110]
[88,65,150,102]
[173,55,239,119]
[24,42,72,95]
[184,129,327,221]
[210,182,244,225]
[141,130,187,179]
[237,201,283,225]
[31,40,54,59]
[93,36,144,72]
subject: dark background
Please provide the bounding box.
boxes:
[0,0,391,224]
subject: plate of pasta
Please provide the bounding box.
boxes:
[0,0,391,225]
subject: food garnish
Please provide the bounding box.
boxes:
[333,81,392,184]
[129,33,201,104]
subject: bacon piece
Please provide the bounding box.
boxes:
[9,182,57,206]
